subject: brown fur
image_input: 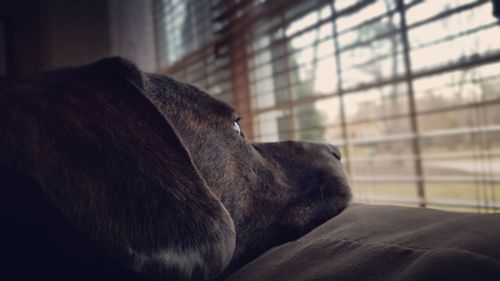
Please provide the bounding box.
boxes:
[0,57,350,281]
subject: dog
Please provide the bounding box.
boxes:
[0,57,351,281]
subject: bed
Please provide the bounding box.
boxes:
[224,204,500,281]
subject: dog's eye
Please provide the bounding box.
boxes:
[232,117,242,136]
[233,120,241,135]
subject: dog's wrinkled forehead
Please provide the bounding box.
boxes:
[144,73,237,123]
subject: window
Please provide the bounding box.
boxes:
[155,0,500,213]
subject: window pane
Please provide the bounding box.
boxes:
[349,139,414,158]
[339,33,404,89]
[351,158,416,179]
[408,2,499,72]
[351,182,418,204]
[336,1,396,32]
[253,110,292,142]
[347,118,412,140]
[295,96,342,142]
[414,62,500,112]
[344,83,408,122]
[425,182,481,205]
[289,56,337,99]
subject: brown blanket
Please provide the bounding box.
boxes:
[224,204,500,281]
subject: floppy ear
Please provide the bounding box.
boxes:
[0,57,235,281]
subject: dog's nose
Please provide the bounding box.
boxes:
[326,144,341,161]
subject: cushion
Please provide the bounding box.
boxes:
[224,204,500,281]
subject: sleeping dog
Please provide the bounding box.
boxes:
[0,57,351,281]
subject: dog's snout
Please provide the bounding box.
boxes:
[327,144,341,161]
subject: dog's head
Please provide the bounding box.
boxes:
[143,70,351,274]
[0,57,350,281]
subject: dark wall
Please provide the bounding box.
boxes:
[40,0,111,70]
[0,0,45,77]
[0,0,157,78]
[109,0,157,72]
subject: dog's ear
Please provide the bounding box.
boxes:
[0,57,235,281]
